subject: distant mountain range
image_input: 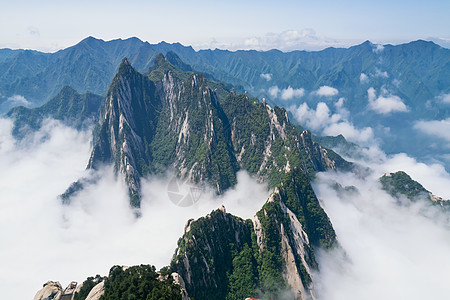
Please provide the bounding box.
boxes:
[2,37,449,110]
[2,36,450,170]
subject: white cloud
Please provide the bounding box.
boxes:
[268,85,280,98]
[314,86,339,97]
[7,94,30,106]
[280,86,305,100]
[367,87,408,114]
[314,169,450,300]
[268,85,304,100]
[367,87,377,101]
[289,102,373,144]
[414,118,450,142]
[313,145,450,300]
[360,73,369,84]
[197,29,354,52]
[260,73,272,81]
[0,118,270,299]
[373,44,385,53]
[335,97,344,108]
[323,122,374,143]
[427,37,450,49]
[437,93,450,104]
[374,68,389,78]
[291,102,336,131]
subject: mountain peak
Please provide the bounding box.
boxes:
[59,85,78,94]
[116,57,134,76]
[121,57,131,66]
[154,53,166,67]
[166,51,192,72]
[79,36,104,46]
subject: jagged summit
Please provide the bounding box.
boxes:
[121,57,131,66]
[65,54,351,208]
[115,57,134,77]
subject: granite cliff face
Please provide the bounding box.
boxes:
[171,168,335,300]
[72,54,351,208]
[34,281,80,300]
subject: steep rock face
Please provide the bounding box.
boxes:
[84,281,104,300]
[171,273,190,300]
[171,168,335,300]
[86,56,237,206]
[171,207,254,299]
[153,70,238,193]
[222,93,351,188]
[34,281,81,300]
[33,281,63,300]
[82,55,350,208]
[88,57,159,206]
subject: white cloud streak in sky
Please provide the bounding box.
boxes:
[268,86,280,98]
[374,69,389,78]
[239,29,350,51]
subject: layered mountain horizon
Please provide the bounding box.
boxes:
[1,36,448,106]
[2,36,450,172]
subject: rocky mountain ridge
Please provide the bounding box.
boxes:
[380,171,450,207]
[171,167,335,299]
[64,54,350,207]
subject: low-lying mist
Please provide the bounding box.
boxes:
[0,118,270,299]
[4,115,450,300]
[313,145,450,299]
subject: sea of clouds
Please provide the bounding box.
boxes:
[2,110,450,299]
[0,118,269,299]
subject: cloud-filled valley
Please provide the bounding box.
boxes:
[314,171,450,299]
[4,104,450,299]
[0,118,270,299]
[313,153,450,299]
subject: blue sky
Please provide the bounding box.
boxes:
[1,0,449,51]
